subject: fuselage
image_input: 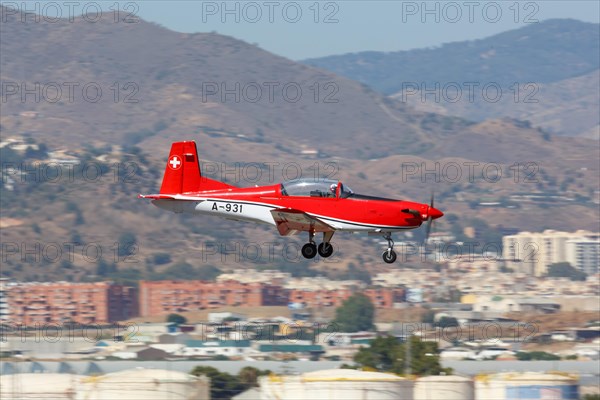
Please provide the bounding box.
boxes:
[152,182,429,233]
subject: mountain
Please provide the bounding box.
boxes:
[0,7,598,281]
[303,19,599,93]
[389,70,600,139]
[303,20,600,137]
[0,5,454,160]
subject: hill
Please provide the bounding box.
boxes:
[303,19,600,137]
[0,7,598,282]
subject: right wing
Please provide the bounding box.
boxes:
[270,208,335,236]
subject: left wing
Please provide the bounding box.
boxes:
[138,194,203,201]
[270,208,335,236]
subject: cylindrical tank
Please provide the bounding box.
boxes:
[0,373,84,399]
[414,375,474,400]
[75,368,209,400]
[475,372,579,400]
[260,368,414,400]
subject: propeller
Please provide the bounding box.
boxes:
[401,192,442,245]
[423,192,436,245]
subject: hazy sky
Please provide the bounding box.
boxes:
[135,1,600,59]
[10,1,600,59]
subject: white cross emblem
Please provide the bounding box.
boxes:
[169,156,181,170]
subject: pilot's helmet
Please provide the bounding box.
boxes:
[330,183,337,192]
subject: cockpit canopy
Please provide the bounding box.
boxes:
[281,179,354,198]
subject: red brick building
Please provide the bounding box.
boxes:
[8,282,137,325]
[288,288,353,308]
[288,287,405,309]
[138,280,289,317]
[364,287,405,308]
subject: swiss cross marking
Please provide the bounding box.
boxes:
[169,156,181,170]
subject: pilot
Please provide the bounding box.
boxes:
[329,183,337,197]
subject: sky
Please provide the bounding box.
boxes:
[135,1,600,59]
[10,1,600,60]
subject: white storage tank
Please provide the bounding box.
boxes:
[475,372,579,400]
[414,375,474,400]
[260,368,414,400]
[75,368,209,400]
[0,373,84,399]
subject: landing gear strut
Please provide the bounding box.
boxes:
[318,232,334,258]
[382,233,397,263]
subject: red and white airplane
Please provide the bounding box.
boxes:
[140,141,443,263]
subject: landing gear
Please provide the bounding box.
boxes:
[318,231,335,258]
[301,230,317,259]
[382,249,397,263]
[301,243,317,259]
[318,231,333,258]
[382,233,397,264]
[302,231,335,259]
[318,243,333,258]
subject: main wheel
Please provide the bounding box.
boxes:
[301,243,317,259]
[318,242,334,258]
[382,249,397,264]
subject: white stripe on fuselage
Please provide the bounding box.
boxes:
[152,198,417,232]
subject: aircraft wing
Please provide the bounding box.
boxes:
[270,208,335,236]
[138,194,203,201]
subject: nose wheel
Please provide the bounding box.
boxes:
[382,233,397,263]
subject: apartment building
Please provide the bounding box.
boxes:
[287,288,353,308]
[138,280,289,317]
[0,278,9,321]
[503,230,597,276]
[566,237,600,275]
[7,281,137,325]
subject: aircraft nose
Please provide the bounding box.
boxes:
[429,207,444,220]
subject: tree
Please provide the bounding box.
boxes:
[546,262,586,281]
[333,293,375,332]
[151,252,171,265]
[96,258,110,276]
[190,365,271,399]
[238,366,271,389]
[190,366,244,399]
[516,351,560,361]
[421,309,435,324]
[353,336,450,376]
[437,316,459,328]
[117,232,137,257]
[167,313,187,325]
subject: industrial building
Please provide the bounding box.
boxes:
[0,368,209,399]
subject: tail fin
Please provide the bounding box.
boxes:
[159,141,235,194]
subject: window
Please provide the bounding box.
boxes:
[280,179,353,198]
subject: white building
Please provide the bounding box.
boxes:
[0,278,9,321]
[566,238,600,275]
[503,230,597,276]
